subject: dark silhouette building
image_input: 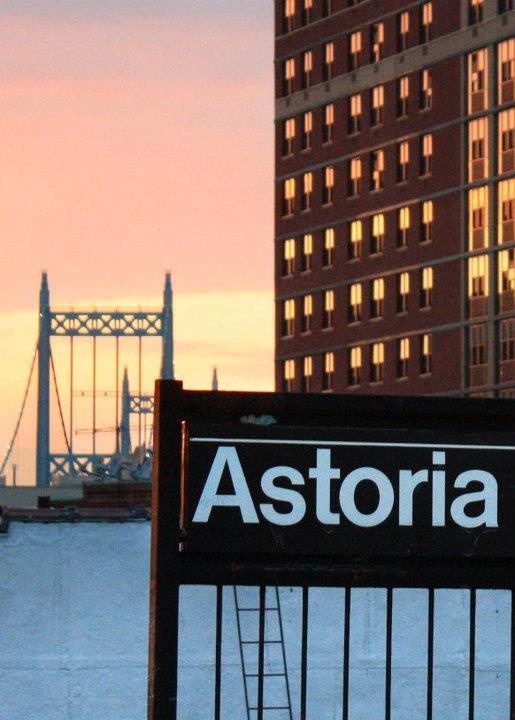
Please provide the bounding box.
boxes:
[274,0,515,397]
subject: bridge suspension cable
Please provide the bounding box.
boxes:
[0,344,38,478]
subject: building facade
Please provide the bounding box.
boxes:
[274,0,515,397]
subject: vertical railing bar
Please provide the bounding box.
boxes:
[427,588,434,720]
[510,588,515,720]
[342,586,351,720]
[469,589,476,720]
[233,587,251,720]
[214,585,223,720]
[274,586,294,720]
[257,585,266,720]
[385,587,393,720]
[300,586,308,720]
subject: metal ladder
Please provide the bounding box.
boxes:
[233,586,294,720]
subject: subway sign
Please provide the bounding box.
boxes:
[182,423,515,557]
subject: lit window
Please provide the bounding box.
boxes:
[397,140,409,182]
[301,355,313,392]
[371,85,384,125]
[397,11,409,52]
[371,213,385,254]
[349,219,362,260]
[348,93,362,134]
[302,111,313,150]
[282,117,296,156]
[397,271,410,313]
[323,352,335,391]
[283,177,296,216]
[370,150,384,191]
[499,179,515,244]
[323,165,335,205]
[420,266,434,308]
[468,0,484,25]
[301,0,313,26]
[398,206,411,247]
[283,0,295,34]
[420,133,433,176]
[370,342,385,382]
[469,324,487,369]
[499,39,515,104]
[468,254,488,298]
[283,359,296,392]
[282,298,296,336]
[323,103,334,143]
[302,50,313,89]
[397,337,410,378]
[468,49,487,113]
[323,227,335,266]
[323,289,335,329]
[348,282,362,323]
[498,249,515,312]
[370,277,385,318]
[421,200,434,243]
[348,156,362,196]
[370,22,384,63]
[500,319,515,362]
[301,233,313,271]
[348,346,362,386]
[397,76,409,116]
[499,108,515,174]
[282,238,296,276]
[420,333,432,374]
[301,172,313,211]
[420,69,432,110]
[284,57,295,95]
[468,118,487,181]
[469,186,488,249]
[324,42,335,81]
[349,31,362,70]
[420,2,432,43]
[301,294,313,333]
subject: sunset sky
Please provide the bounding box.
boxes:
[0,1,274,482]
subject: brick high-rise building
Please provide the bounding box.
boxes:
[274,0,515,397]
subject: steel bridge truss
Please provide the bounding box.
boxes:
[36,271,173,487]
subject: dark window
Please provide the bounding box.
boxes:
[420,333,432,374]
[397,337,410,378]
[469,324,487,365]
[501,319,515,360]
[468,0,484,25]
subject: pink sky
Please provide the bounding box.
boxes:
[0,2,274,482]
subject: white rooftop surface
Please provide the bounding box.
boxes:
[0,521,511,719]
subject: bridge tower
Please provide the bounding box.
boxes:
[35,271,174,487]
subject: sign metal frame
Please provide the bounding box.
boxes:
[148,380,515,720]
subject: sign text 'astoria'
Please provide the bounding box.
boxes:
[192,446,498,529]
[183,427,515,557]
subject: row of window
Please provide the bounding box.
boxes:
[281,202,435,276]
[282,133,434,215]
[282,5,432,95]
[281,316,515,392]
[282,30,513,107]
[281,70,432,156]
[280,178,515,276]
[281,333,433,392]
[281,268,434,336]
[281,0,512,36]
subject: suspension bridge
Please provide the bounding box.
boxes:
[0,271,174,487]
